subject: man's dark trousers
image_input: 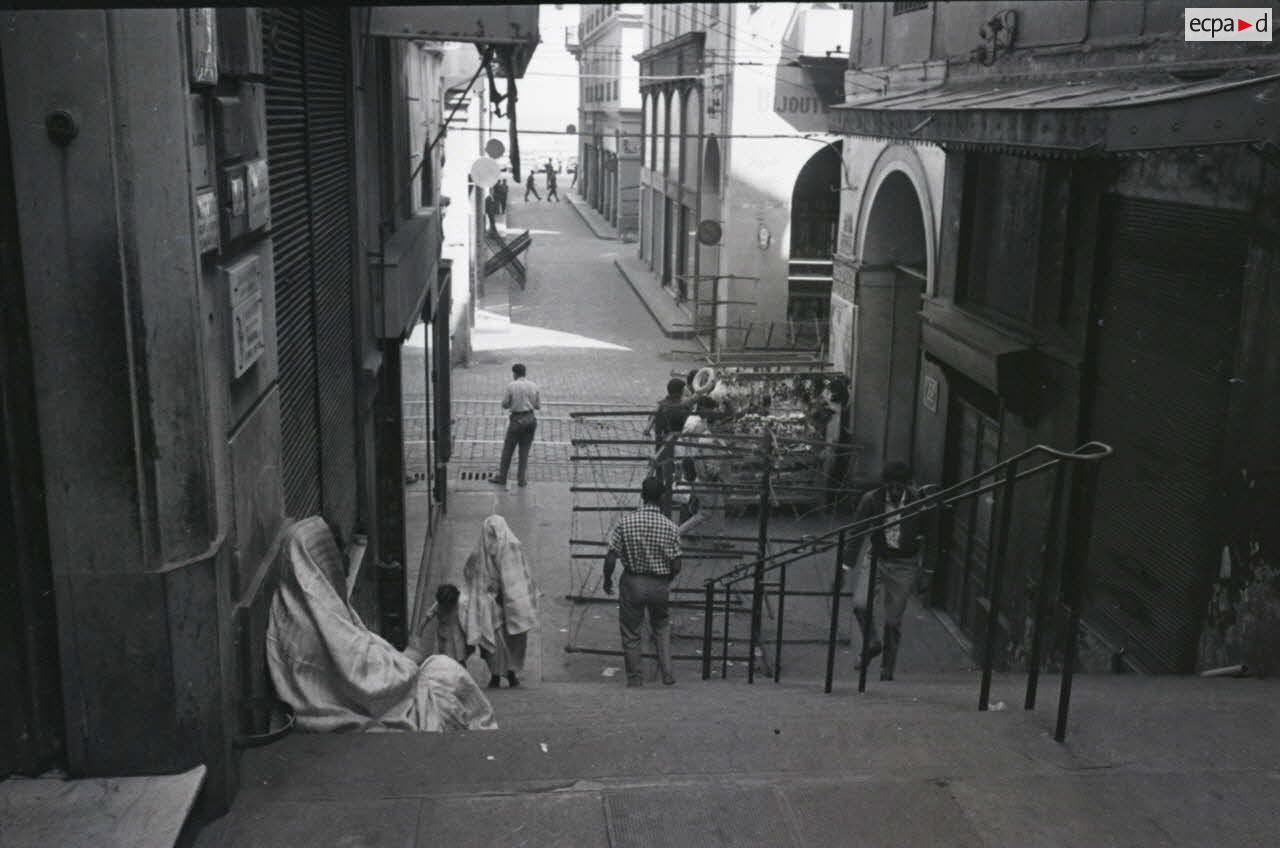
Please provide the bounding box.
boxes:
[497,410,537,484]
[619,572,674,685]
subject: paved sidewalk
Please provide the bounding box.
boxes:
[564,189,621,241]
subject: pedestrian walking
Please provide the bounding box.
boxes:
[643,378,691,448]
[546,170,560,202]
[484,192,498,235]
[603,477,682,687]
[524,172,541,202]
[673,400,728,543]
[494,178,508,214]
[462,515,538,689]
[490,362,540,487]
[849,461,925,681]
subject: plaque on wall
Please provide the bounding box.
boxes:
[195,188,220,255]
[232,295,265,378]
[188,9,218,86]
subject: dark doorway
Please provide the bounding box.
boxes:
[940,385,1002,633]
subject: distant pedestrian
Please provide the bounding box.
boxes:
[546,170,560,202]
[494,178,508,214]
[603,477,682,687]
[490,363,540,487]
[570,167,577,189]
[484,192,498,235]
[849,461,924,681]
[524,172,541,202]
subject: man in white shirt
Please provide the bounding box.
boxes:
[491,363,541,487]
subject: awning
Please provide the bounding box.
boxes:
[368,6,539,77]
[829,71,1280,155]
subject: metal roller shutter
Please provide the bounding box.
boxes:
[1086,196,1245,672]
[264,8,356,526]
[302,9,357,530]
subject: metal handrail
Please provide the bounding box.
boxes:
[697,440,1113,743]
[704,442,1111,589]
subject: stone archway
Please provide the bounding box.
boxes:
[852,167,929,480]
[787,142,842,324]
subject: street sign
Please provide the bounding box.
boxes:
[485,138,505,159]
[697,219,722,246]
[469,157,500,189]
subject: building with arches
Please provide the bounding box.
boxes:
[633,4,853,347]
[828,1,1280,677]
[569,5,644,235]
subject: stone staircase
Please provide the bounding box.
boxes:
[191,673,1280,846]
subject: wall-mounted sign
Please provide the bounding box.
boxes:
[223,254,264,378]
[696,219,722,246]
[221,163,248,242]
[195,189,220,255]
[245,158,270,231]
[188,95,211,189]
[829,294,856,379]
[188,9,218,85]
[232,295,265,378]
[757,223,771,250]
[923,375,939,413]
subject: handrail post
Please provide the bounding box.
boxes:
[702,582,714,680]
[1056,460,1102,742]
[773,562,786,683]
[857,542,878,693]
[721,584,731,678]
[748,430,772,684]
[1025,461,1068,710]
[980,459,1019,711]
[824,530,848,693]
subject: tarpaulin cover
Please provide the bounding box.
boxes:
[267,516,497,732]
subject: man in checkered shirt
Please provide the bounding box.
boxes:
[603,477,683,686]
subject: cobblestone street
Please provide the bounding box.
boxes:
[405,190,684,483]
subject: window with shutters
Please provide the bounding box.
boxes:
[957,154,1042,329]
[893,1,928,14]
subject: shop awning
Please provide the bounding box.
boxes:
[368,6,539,77]
[829,71,1280,155]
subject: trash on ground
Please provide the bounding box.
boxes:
[990,701,1006,711]
[602,667,620,677]
[540,743,549,753]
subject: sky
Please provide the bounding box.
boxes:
[500,4,582,163]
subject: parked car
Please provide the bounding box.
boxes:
[566,156,578,174]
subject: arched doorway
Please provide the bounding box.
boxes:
[854,169,928,479]
[787,142,841,325]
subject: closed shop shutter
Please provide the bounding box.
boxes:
[1086,196,1245,672]
[264,8,356,527]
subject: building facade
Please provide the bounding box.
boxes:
[826,0,1280,674]
[635,3,852,350]
[0,5,536,814]
[570,4,645,235]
